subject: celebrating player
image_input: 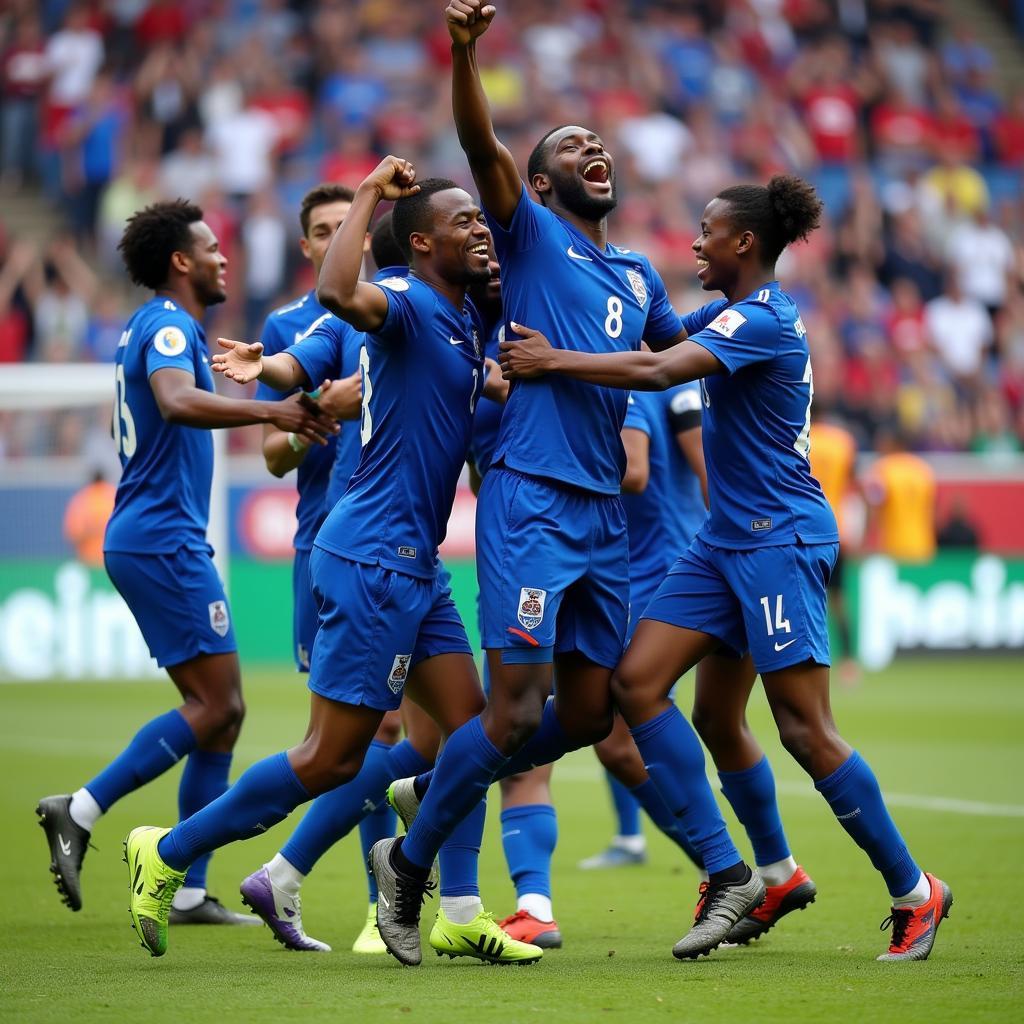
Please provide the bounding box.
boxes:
[370,0,763,964]
[500,175,952,962]
[36,200,335,922]
[121,158,539,967]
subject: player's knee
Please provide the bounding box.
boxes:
[374,713,403,746]
[487,696,545,753]
[568,707,613,748]
[610,667,650,721]
[691,702,742,754]
[595,733,639,777]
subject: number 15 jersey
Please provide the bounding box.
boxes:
[485,185,681,494]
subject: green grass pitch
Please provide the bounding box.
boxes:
[2,657,1021,1023]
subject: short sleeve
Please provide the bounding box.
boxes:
[285,320,344,389]
[371,277,426,345]
[680,300,728,338]
[666,382,702,433]
[255,315,291,400]
[687,301,781,374]
[143,317,198,378]
[623,392,652,436]
[642,261,685,344]
[483,183,554,257]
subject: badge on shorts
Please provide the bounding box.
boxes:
[208,600,230,637]
[517,588,547,630]
[626,268,648,307]
[387,654,412,694]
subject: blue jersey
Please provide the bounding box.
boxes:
[323,266,410,511]
[485,184,680,494]
[105,297,214,554]
[255,290,338,552]
[682,281,837,549]
[468,320,504,475]
[622,383,706,586]
[314,275,485,579]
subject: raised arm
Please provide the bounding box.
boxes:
[317,156,419,332]
[446,1,522,226]
[500,322,724,391]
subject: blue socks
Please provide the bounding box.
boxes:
[718,756,791,867]
[629,705,742,875]
[493,699,576,781]
[607,772,642,837]
[630,777,702,869]
[178,750,232,890]
[159,752,309,872]
[815,750,921,897]
[439,798,487,897]
[402,717,507,870]
[85,708,197,811]
[501,804,557,899]
[359,802,397,902]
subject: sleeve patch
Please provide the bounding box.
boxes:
[707,309,747,338]
[153,325,188,356]
[377,277,409,292]
[669,388,702,414]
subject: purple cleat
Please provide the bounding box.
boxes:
[239,866,331,952]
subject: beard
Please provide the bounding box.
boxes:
[549,167,618,221]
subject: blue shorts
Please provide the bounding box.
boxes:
[627,570,666,646]
[105,548,237,668]
[477,467,629,669]
[292,548,318,673]
[641,536,838,674]
[307,549,472,712]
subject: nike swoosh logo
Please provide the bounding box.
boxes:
[294,313,333,344]
[449,335,465,345]
[774,638,798,651]
[58,835,71,856]
[566,245,593,261]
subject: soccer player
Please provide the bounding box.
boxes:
[500,175,952,962]
[36,199,335,921]
[229,213,442,954]
[370,0,762,963]
[122,158,540,967]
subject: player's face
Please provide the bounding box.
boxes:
[692,198,742,293]
[424,189,493,287]
[187,221,227,306]
[468,242,501,310]
[301,199,353,276]
[540,126,616,220]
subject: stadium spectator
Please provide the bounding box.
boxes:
[945,205,1017,318]
[924,272,995,397]
[62,469,115,567]
[1,14,48,186]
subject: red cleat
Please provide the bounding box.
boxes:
[724,865,817,944]
[877,873,952,961]
[498,909,563,949]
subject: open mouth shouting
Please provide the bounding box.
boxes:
[581,156,612,192]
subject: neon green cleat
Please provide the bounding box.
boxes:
[124,826,185,957]
[429,908,543,966]
[352,902,387,954]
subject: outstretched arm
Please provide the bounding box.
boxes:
[446,1,522,227]
[318,155,419,332]
[212,341,310,391]
[499,323,724,391]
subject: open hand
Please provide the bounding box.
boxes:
[446,0,496,46]
[213,338,264,384]
[498,321,555,379]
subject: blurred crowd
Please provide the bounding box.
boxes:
[2,0,1024,460]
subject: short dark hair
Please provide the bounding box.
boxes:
[390,178,460,261]
[527,124,574,191]
[370,211,407,271]
[118,199,204,290]
[716,175,823,264]
[299,183,356,237]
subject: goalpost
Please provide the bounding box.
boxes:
[0,363,230,585]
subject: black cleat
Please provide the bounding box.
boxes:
[37,795,91,912]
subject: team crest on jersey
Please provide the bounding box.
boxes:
[708,309,748,338]
[208,600,230,637]
[153,325,187,357]
[626,268,648,307]
[517,588,547,630]
[378,277,409,292]
[387,654,412,694]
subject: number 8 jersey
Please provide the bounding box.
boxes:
[485,184,682,494]
[682,280,838,549]
[104,297,215,555]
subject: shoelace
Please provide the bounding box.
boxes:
[880,907,913,949]
[394,874,436,926]
[693,882,711,923]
